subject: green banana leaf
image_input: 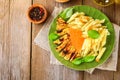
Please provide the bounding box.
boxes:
[48,5,115,70]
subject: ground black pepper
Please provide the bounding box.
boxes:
[29,7,44,21]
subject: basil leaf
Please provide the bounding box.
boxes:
[88,30,100,39]
[66,8,73,19]
[49,33,59,41]
[60,9,69,19]
[60,8,73,21]
[83,56,95,62]
[72,56,95,65]
[72,57,83,65]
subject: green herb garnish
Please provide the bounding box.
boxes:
[88,30,100,39]
[60,8,73,21]
[49,33,59,41]
[72,56,96,65]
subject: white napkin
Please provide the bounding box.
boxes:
[34,7,120,74]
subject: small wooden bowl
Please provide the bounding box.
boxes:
[27,4,47,24]
[55,0,70,3]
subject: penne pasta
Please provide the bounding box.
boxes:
[96,47,106,62]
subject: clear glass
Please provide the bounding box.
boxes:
[93,0,115,6]
[115,0,120,4]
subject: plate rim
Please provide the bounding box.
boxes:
[48,5,115,71]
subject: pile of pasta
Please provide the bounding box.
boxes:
[54,12,110,62]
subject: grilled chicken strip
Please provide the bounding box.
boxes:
[56,39,69,52]
[59,42,71,57]
[56,18,67,31]
[64,46,76,60]
[70,51,78,61]
[54,34,68,45]
[57,17,66,24]
[57,28,69,36]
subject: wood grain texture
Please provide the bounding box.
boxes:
[0,1,10,80]
[114,37,120,80]
[113,3,120,80]
[0,0,31,80]
[0,0,120,80]
[31,0,84,80]
[31,0,56,80]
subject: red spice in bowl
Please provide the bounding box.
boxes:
[27,4,47,24]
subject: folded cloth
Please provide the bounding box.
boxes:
[34,7,120,74]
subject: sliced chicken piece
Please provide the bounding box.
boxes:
[54,34,68,45]
[70,51,78,61]
[57,17,65,23]
[57,28,70,36]
[59,51,66,57]
[64,46,76,60]
[56,39,69,52]
[59,42,71,57]
[56,18,67,31]
[56,24,67,31]
[53,39,62,45]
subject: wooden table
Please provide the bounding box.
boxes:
[0,0,120,80]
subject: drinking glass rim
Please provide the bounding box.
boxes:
[93,0,114,7]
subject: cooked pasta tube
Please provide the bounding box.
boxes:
[67,12,85,23]
[81,19,94,31]
[96,47,106,62]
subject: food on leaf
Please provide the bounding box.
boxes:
[52,12,110,65]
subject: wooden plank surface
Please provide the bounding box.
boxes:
[0,0,31,80]
[0,0,120,80]
[113,3,120,80]
[31,0,84,80]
